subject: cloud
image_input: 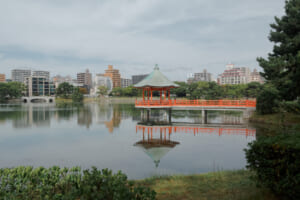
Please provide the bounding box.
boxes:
[0,0,285,80]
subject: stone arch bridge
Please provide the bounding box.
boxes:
[21,96,55,103]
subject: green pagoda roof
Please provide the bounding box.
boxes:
[134,65,179,88]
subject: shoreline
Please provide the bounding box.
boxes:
[136,170,277,200]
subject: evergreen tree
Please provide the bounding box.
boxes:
[257,0,300,100]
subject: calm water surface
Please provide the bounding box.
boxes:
[0,102,256,179]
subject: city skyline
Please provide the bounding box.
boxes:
[0,1,285,81]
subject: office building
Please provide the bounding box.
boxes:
[132,74,148,85]
[104,65,121,88]
[217,64,250,85]
[77,69,92,87]
[0,74,5,83]
[121,78,132,88]
[11,69,31,83]
[187,69,212,83]
[32,70,50,80]
[24,76,55,96]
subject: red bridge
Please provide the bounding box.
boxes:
[135,99,256,109]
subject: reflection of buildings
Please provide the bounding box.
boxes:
[13,104,52,128]
[134,126,179,167]
[77,105,93,129]
[104,107,122,133]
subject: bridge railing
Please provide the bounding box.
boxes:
[135,99,256,107]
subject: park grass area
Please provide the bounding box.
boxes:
[136,170,278,200]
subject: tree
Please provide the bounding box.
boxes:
[0,82,25,102]
[257,0,300,100]
[72,88,83,103]
[256,84,280,114]
[171,82,187,97]
[97,86,108,96]
[56,82,74,98]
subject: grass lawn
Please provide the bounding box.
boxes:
[136,170,278,200]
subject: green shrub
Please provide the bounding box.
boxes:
[280,101,300,114]
[0,166,156,200]
[245,133,300,199]
[256,85,280,114]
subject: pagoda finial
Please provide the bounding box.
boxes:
[154,64,159,70]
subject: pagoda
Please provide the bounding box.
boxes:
[134,64,179,103]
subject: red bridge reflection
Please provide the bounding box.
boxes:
[136,125,256,138]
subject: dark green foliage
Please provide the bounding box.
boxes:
[0,82,25,102]
[56,82,74,98]
[171,82,187,97]
[0,166,156,200]
[110,86,138,97]
[280,100,300,113]
[244,82,264,98]
[256,85,280,114]
[257,0,300,100]
[245,133,300,199]
[72,88,83,103]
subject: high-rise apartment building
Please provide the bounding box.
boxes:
[0,74,5,82]
[217,64,250,85]
[24,76,55,96]
[32,70,50,80]
[52,75,73,88]
[187,69,212,83]
[77,69,92,87]
[249,69,265,84]
[11,69,31,83]
[121,78,132,88]
[132,74,148,85]
[104,65,121,88]
[90,74,113,96]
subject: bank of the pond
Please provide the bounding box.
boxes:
[250,112,300,126]
[136,170,277,200]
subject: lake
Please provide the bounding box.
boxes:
[0,102,256,179]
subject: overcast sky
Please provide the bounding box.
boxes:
[0,0,285,81]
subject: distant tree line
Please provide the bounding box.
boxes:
[56,82,83,102]
[0,82,25,102]
[107,82,263,99]
[171,81,262,99]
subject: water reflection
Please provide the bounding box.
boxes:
[0,103,256,179]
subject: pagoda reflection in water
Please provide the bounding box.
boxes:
[134,121,256,168]
[134,124,180,168]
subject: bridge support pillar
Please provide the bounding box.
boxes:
[168,109,172,124]
[146,109,150,122]
[202,110,208,124]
